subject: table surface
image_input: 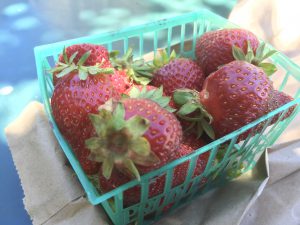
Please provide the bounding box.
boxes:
[0,0,236,224]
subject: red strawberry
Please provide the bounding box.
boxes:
[268,90,296,124]
[98,134,208,206]
[199,60,274,139]
[85,98,182,180]
[171,135,209,187]
[51,54,120,174]
[196,28,259,76]
[53,44,111,86]
[150,50,205,96]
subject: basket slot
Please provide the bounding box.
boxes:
[128,36,141,57]
[278,71,290,91]
[203,145,219,176]
[265,103,300,145]
[113,192,124,224]
[112,39,125,57]
[180,24,185,54]
[107,42,112,52]
[183,22,195,52]
[139,33,144,57]
[242,116,273,154]
[166,27,172,55]
[123,37,129,53]
[137,179,150,224]
[191,21,198,53]
[101,199,117,224]
[153,30,158,54]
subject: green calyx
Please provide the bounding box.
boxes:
[110,48,154,85]
[173,89,215,140]
[85,101,160,181]
[152,49,177,69]
[232,41,277,76]
[49,46,114,80]
[123,85,176,113]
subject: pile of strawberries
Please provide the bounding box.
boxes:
[50,28,295,206]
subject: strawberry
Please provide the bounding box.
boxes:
[52,44,111,86]
[98,134,208,206]
[51,50,120,174]
[174,60,274,140]
[199,60,274,139]
[150,50,205,96]
[196,28,259,76]
[85,98,183,180]
[171,134,209,187]
[268,90,296,124]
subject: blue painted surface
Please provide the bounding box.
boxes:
[0,0,235,223]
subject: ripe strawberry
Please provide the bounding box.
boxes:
[85,98,182,180]
[51,49,120,174]
[268,90,296,124]
[174,60,275,140]
[195,28,259,76]
[171,135,209,187]
[199,60,274,139]
[150,50,205,96]
[98,134,208,206]
[52,44,111,86]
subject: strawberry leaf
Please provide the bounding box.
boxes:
[62,46,69,64]
[77,50,91,66]
[255,42,265,60]
[258,62,277,76]
[85,137,103,150]
[177,103,198,116]
[130,151,160,167]
[125,116,150,138]
[173,89,196,105]
[78,70,88,80]
[56,64,76,78]
[201,119,215,140]
[128,86,140,98]
[123,159,140,181]
[260,50,277,62]
[102,157,114,179]
[69,51,78,64]
[232,45,246,61]
[130,137,151,156]
[109,50,120,59]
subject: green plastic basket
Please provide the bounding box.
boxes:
[35,9,300,225]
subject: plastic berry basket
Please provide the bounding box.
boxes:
[35,9,300,225]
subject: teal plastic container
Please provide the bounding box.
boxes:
[35,9,300,225]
